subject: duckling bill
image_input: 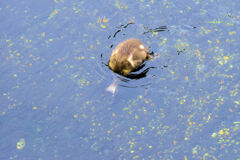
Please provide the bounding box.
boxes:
[108,38,151,75]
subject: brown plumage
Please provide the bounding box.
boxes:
[108,38,151,75]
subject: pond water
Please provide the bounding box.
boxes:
[0,0,240,160]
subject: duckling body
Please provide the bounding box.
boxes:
[109,38,151,75]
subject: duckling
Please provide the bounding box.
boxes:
[108,38,151,75]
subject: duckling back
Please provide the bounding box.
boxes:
[109,38,150,75]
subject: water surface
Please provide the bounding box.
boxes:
[0,0,240,159]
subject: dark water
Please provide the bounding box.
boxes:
[1,0,240,160]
